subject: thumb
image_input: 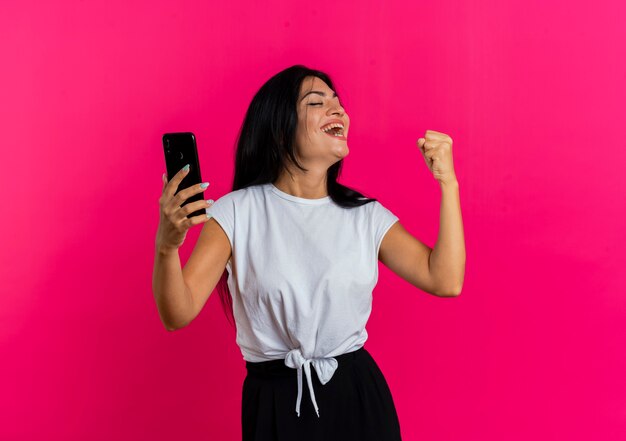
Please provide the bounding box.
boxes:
[417,138,426,153]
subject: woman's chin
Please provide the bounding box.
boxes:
[333,143,349,158]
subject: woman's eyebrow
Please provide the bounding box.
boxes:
[300,91,338,102]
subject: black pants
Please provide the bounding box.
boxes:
[242,346,402,440]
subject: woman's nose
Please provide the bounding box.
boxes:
[328,102,344,115]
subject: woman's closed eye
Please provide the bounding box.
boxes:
[309,103,323,106]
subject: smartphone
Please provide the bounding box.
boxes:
[162,132,206,219]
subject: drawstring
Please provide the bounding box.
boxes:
[284,348,339,418]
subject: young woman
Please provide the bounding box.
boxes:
[153,64,465,440]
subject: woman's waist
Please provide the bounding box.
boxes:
[245,346,367,378]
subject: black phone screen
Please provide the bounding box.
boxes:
[162,132,206,219]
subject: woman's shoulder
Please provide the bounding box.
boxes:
[213,183,265,203]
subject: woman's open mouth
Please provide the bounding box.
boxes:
[320,123,347,141]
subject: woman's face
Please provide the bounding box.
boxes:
[294,76,350,165]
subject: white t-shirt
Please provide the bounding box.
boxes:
[205,182,399,417]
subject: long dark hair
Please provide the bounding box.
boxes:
[216,64,379,327]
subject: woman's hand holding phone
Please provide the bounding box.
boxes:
[156,165,214,252]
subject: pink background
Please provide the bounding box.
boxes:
[1,0,625,439]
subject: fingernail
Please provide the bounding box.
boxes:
[183,164,190,172]
[200,182,209,189]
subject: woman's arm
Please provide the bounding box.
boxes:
[152,245,194,331]
[429,180,466,295]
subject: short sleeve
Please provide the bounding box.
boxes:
[371,200,399,257]
[205,192,235,249]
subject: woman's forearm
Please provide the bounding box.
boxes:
[429,180,466,296]
[152,245,194,330]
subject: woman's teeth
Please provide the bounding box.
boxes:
[321,123,345,138]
